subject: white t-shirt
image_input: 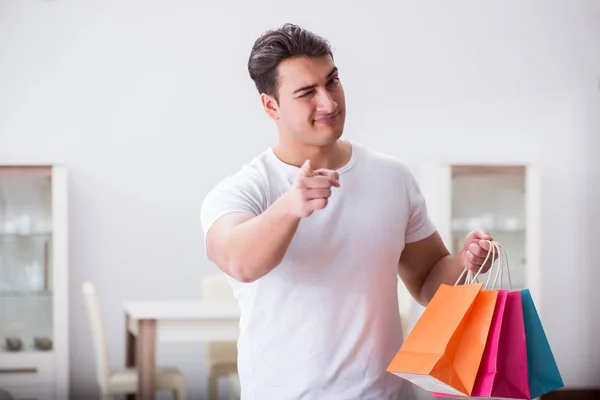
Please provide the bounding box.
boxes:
[200,140,436,400]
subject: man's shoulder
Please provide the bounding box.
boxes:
[200,149,273,222]
[353,141,413,177]
[210,149,273,189]
[217,152,267,186]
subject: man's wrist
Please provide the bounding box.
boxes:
[276,192,303,221]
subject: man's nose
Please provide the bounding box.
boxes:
[316,90,338,113]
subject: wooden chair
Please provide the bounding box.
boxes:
[201,274,240,400]
[82,281,186,400]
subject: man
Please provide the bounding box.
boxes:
[201,24,494,400]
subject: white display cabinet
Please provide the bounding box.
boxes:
[414,163,542,306]
[0,166,68,400]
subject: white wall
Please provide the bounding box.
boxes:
[1,0,599,397]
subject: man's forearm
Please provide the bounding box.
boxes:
[419,253,466,304]
[225,193,301,282]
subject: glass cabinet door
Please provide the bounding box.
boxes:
[415,162,541,295]
[0,167,54,353]
[449,165,527,289]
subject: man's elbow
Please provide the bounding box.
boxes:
[403,276,432,308]
[213,244,282,284]
[228,262,258,283]
[417,283,439,307]
[208,243,261,283]
[415,293,430,308]
[228,257,277,283]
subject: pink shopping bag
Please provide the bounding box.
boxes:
[487,290,529,399]
[472,289,509,396]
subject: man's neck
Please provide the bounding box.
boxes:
[273,138,350,171]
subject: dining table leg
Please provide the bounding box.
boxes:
[137,319,157,400]
[125,314,137,400]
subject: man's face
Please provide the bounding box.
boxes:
[262,55,346,146]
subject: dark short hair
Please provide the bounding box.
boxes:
[248,23,333,102]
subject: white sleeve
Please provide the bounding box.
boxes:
[405,171,437,243]
[200,166,267,249]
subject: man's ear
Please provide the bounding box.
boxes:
[261,93,280,121]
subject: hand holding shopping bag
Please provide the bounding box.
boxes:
[386,246,498,396]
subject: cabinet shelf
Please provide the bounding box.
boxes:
[1,344,54,355]
[0,289,52,298]
[0,232,52,238]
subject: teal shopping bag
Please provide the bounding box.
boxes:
[520,289,564,398]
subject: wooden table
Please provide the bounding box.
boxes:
[123,300,240,400]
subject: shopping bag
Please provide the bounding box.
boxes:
[432,288,507,399]
[520,288,564,397]
[434,241,529,399]
[469,289,509,396]
[473,242,530,399]
[492,290,530,399]
[386,278,497,396]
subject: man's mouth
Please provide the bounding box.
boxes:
[314,112,339,124]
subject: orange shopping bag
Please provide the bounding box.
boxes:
[387,245,498,396]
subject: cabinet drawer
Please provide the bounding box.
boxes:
[0,384,55,400]
[0,353,54,386]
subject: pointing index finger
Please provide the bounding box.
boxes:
[314,169,340,187]
[299,160,314,177]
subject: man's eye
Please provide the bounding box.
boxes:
[298,91,314,98]
[328,77,340,85]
